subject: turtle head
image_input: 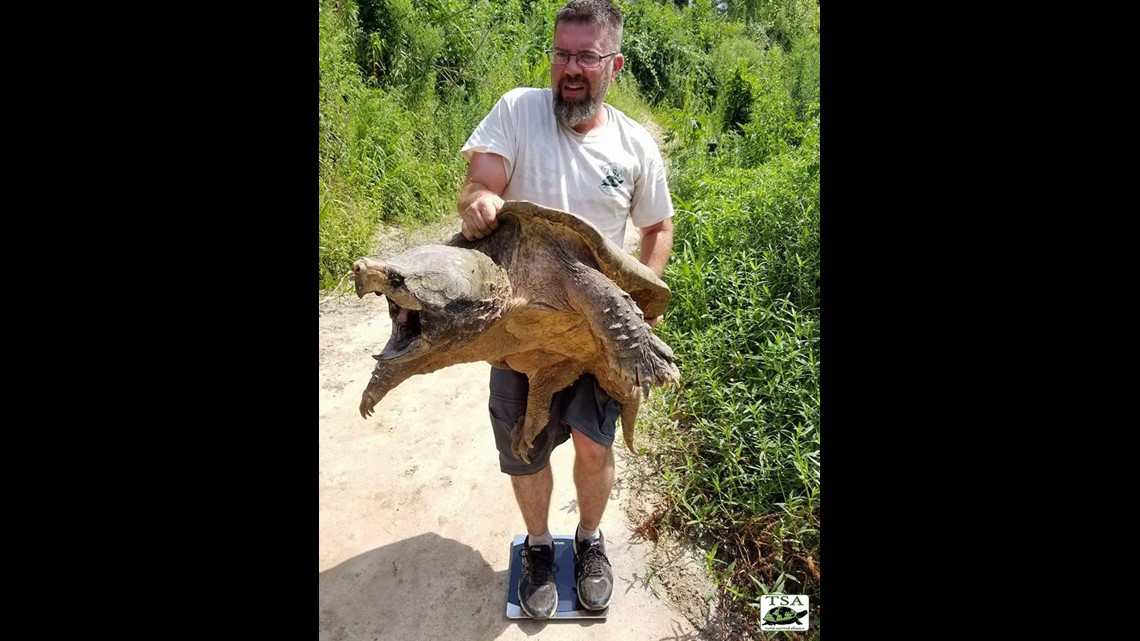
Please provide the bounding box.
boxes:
[353,256,424,311]
[353,254,431,363]
[353,246,512,417]
[354,246,511,361]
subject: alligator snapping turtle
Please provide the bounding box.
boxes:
[352,200,680,463]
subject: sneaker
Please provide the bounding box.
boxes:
[518,537,559,618]
[573,529,613,610]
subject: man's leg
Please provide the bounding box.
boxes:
[511,465,559,618]
[571,428,615,610]
[570,428,614,530]
[511,465,554,538]
[489,367,564,618]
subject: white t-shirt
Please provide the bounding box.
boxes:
[461,87,674,246]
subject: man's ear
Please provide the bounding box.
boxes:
[612,53,624,76]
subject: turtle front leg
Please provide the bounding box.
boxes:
[567,268,680,396]
[511,360,587,463]
[359,359,420,418]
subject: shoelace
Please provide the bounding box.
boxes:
[578,542,610,578]
[520,546,559,584]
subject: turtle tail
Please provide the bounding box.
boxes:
[620,393,640,454]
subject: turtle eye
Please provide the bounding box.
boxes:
[389,274,404,289]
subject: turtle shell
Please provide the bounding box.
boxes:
[449,200,671,319]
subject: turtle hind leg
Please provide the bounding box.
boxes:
[509,415,535,465]
[510,360,587,463]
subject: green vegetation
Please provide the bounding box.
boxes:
[318,0,562,288]
[319,1,820,635]
[618,2,821,634]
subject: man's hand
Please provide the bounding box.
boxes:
[457,152,508,240]
[461,193,504,241]
[647,315,662,328]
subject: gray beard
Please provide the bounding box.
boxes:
[553,92,597,129]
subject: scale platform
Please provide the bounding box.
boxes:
[506,534,610,619]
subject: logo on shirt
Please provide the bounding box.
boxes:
[597,163,627,197]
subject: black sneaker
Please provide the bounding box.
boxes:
[573,529,613,610]
[518,537,558,618]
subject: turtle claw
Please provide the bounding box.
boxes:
[360,395,378,419]
[510,416,538,463]
[511,438,533,464]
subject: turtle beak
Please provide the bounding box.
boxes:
[352,258,385,297]
[352,258,423,310]
[354,257,431,362]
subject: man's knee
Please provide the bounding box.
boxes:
[571,428,612,469]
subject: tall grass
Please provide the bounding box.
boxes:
[318,0,555,289]
[654,129,820,613]
[631,2,822,636]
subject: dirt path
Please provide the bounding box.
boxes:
[319,219,712,640]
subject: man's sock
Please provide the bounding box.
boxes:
[576,524,600,543]
[528,531,554,548]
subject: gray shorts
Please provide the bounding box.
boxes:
[488,367,620,475]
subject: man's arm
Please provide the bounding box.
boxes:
[638,218,674,327]
[638,218,673,278]
[458,152,509,240]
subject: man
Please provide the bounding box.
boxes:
[457,0,674,619]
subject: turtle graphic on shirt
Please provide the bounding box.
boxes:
[598,163,626,196]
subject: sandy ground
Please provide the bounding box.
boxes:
[318,219,716,641]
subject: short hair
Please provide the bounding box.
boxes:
[556,0,624,52]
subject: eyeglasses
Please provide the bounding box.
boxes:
[545,49,618,69]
